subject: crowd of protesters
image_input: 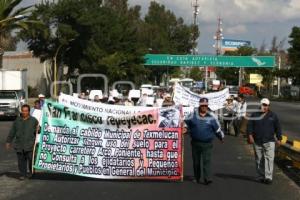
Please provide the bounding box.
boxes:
[5,87,282,186]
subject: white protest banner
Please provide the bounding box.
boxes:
[173,84,229,111]
[34,99,183,181]
[59,93,153,117]
[32,109,43,126]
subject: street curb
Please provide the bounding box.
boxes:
[281,135,300,150]
[278,135,300,165]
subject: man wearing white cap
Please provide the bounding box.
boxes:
[38,94,45,107]
[247,98,282,185]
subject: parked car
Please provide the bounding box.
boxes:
[0,91,20,118]
[0,69,27,118]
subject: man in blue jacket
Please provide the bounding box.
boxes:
[185,98,224,185]
[247,98,282,184]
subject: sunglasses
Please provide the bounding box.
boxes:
[262,103,269,107]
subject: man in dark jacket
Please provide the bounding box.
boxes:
[6,104,38,180]
[247,98,282,184]
[184,98,224,185]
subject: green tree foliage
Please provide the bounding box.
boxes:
[19,0,146,85]
[0,0,36,67]
[19,0,197,87]
[216,67,239,85]
[140,1,198,84]
[189,67,203,81]
[288,26,300,85]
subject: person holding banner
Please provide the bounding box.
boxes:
[184,98,224,185]
[223,97,235,135]
[162,94,175,107]
[5,105,38,180]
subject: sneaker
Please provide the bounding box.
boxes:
[204,179,213,185]
[264,179,272,185]
[19,176,26,181]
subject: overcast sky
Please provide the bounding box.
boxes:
[20,0,300,54]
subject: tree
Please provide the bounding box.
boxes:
[0,0,35,67]
[140,1,198,84]
[19,0,147,90]
[189,67,203,81]
[216,67,239,85]
[288,26,300,85]
[19,0,198,89]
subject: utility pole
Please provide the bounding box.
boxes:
[213,16,223,55]
[189,0,200,77]
[192,0,200,45]
[209,16,224,90]
[238,67,243,87]
[277,54,281,97]
[192,0,200,52]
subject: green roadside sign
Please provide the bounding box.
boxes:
[144,54,275,68]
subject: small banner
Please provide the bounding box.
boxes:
[34,99,183,181]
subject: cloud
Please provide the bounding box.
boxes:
[128,0,300,24]
[127,0,300,53]
[226,25,247,35]
[18,0,300,53]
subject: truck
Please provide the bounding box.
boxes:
[168,78,194,89]
[0,69,28,118]
[179,78,194,89]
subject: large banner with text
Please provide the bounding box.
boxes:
[34,99,183,181]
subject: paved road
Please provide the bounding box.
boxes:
[270,101,300,140]
[0,120,299,200]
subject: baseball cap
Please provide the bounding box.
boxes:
[260,98,270,105]
[199,98,209,106]
[38,94,45,98]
